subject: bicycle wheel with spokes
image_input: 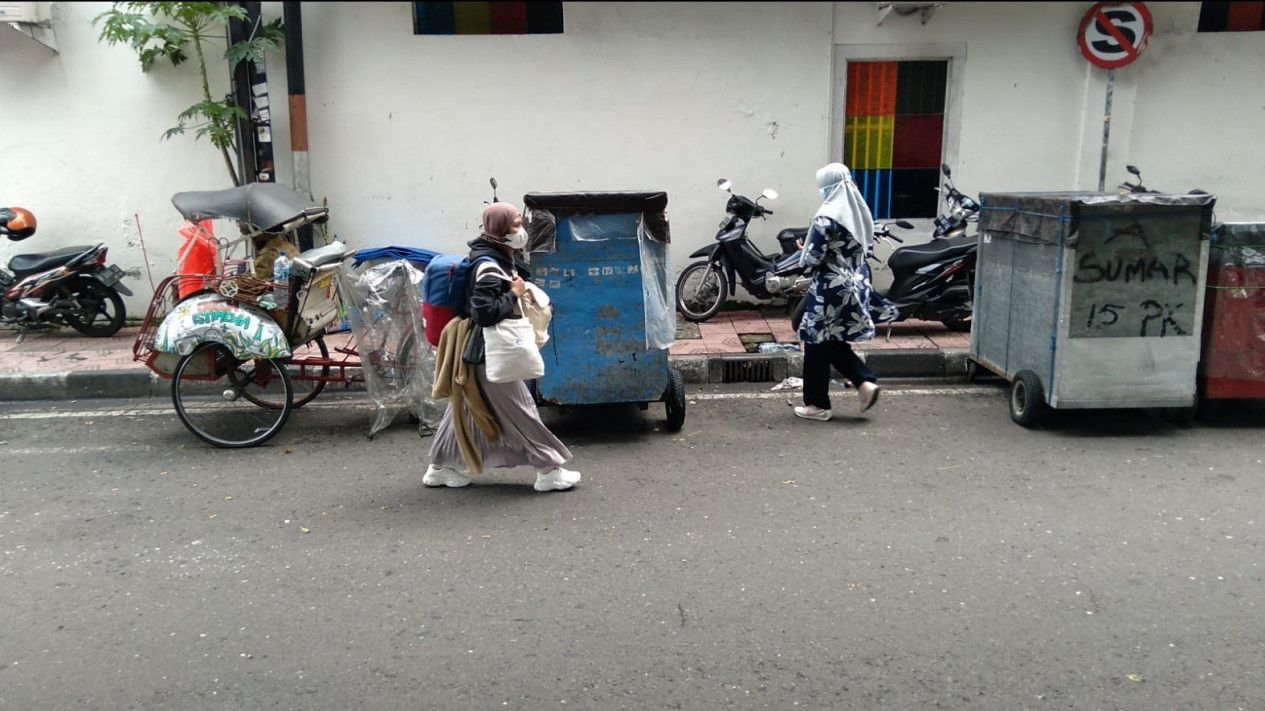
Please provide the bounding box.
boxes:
[243,335,329,409]
[676,261,727,322]
[172,342,293,448]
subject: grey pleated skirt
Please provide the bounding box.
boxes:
[427,364,573,473]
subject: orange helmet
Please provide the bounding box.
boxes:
[3,207,36,240]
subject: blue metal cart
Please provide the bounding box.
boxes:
[522,191,684,431]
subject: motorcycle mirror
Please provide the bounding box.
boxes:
[894,219,915,229]
[717,178,732,192]
[489,177,499,203]
[761,188,778,201]
[1127,165,1141,177]
[941,163,952,177]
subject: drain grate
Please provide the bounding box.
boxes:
[722,357,776,383]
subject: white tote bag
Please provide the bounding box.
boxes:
[483,314,545,383]
[475,261,547,383]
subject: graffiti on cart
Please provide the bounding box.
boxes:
[1069,220,1202,339]
[154,294,291,359]
[1083,300,1189,337]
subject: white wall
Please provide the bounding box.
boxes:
[296,2,834,255]
[1,1,232,314]
[3,1,1262,317]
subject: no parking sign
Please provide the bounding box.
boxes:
[1078,2,1153,69]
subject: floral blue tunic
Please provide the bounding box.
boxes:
[796,215,883,344]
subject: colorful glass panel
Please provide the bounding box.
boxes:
[844,59,948,218]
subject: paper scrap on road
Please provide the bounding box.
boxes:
[771,377,803,391]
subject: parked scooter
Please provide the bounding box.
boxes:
[930,162,980,240]
[867,219,975,332]
[865,165,981,333]
[0,206,132,341]
[1118,164,1209,196]
[675,178,809,322]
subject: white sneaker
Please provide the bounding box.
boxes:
[423,464,472,488]
[858,381,881,413]
[794,405,832,421]
[534,467,582,492]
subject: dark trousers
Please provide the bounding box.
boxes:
[802,340,876,410]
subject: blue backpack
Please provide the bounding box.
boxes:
[422,254,496,347]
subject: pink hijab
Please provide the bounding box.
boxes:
[480,202,520,243]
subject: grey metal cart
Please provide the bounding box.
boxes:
[970,191,1216,426]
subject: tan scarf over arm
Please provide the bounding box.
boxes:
[431,316,501,473]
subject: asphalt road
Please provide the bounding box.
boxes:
[2,383,1264,710]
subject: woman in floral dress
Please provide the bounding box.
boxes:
[794,163,883,421]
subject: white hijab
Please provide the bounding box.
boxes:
[813,163,875,251]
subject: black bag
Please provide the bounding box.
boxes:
[461,320,485,365]
[790,293,809,332]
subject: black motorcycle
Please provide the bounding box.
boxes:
[675,178,808,323]
[1118,164,1209,196]
[930,162,980,240]
[865,164,981,333]
[1,205,132,341]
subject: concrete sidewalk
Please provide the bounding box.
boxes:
[0,307,971,401]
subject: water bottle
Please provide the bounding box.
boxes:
[757,342,801,354]
[272,251,291,308]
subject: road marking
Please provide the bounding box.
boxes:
[0,400,381,420]
[3,445,158,455]
[689,386,999,401]
[0,386,1000,421]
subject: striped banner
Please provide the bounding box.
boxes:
[1198,1,1265,31]
[414,2,563,35]
[843,60,947,219]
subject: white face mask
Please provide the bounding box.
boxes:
[505,226,528,250]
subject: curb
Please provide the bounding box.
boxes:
[0,348,972,402]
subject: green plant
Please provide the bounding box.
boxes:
[94,2,284,187]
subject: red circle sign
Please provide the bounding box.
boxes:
[1078,2,1153,69]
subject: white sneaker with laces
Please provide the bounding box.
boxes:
[794,405,832,421]
[534,467,582,492]
[423,464,472,488]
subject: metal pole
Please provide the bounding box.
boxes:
[227,6,253,187]
[229,2,275,186]
[1097,68,1114,192]
[283,2,313,249]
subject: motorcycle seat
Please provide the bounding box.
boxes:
[776,227,808,257]
[9,245,96,276]
[886,234,977,272]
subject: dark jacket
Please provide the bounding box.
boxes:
[462,239,530,364]
[466,238,530,326]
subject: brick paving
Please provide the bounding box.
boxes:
[0,309,967,383]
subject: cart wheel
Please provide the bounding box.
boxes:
[244,335,329,410]
[664,368,686,432]
[1009,369,1048,427]
[172,342,293,448]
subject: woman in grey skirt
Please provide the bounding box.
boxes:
[424,202,581,492]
